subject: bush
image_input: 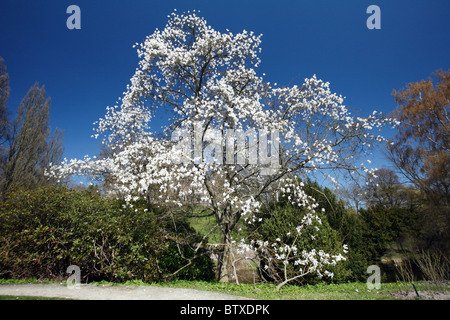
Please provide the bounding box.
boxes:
[297,181,371,281]
[0,186,214,282]
[249,182,352,284]
[359,206,421,262]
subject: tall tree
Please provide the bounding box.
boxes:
[50,11,397,281]
[0,82,63,197]
[388,70,450,205]
[364,168,418,209]
[0,57,9,144]
[388,70,450,251]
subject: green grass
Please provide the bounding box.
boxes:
[187,214,222,243]
[0,295,70,300]
[1,278,448,300]
[0,278,70,300]
[0,277,58,285]
[150,280,405,300]
[86,279,450,300]
[187,212,249,245]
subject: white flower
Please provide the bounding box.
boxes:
[343,244,349,253]
[47,10,394,287]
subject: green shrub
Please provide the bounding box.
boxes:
[247,179,377,284]
[0,186,214,282]
[359,206,421,262]
[295,180,375,281]
[249,199,351,284]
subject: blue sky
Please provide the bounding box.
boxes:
[1,0,449,171]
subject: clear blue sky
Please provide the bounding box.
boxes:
[1,0,449,170]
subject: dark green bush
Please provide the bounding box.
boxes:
[248,179,381,284]
[0,186,214,282]
[359,206,421,261]
[299,181,373,279]
[249,196,351,284]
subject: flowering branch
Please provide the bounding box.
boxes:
[49,10,396,281]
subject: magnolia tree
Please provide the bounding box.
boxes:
[50,11,398,283]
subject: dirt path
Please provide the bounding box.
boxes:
[0,283,252,300]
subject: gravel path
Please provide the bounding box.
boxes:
[0,283,252,300]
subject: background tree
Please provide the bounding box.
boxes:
[335,182,365,214]
[388,70,450,251]
[364,168,418,209]
[359,205,421,264]
[0,57,9,145]
[0,82,64,198]
[388,69,449,205]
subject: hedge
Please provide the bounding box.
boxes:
[0,185,214,282]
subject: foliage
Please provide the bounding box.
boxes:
[389,69,449,204]
[301,180,372,282]
[0,57,9,143]
[388,70,449,251]
[364,168,419,209]
[359,206,421,262]
[0,58,63,199]
[246,180,356,286]
[0,186,214,282]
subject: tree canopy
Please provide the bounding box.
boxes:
[49,11,398,281]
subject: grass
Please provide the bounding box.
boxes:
[0,295,69,300]
[187,210,250,244]
[0,278,70,300]
[148,280,410,300]
[0,277,58,285]
[3,277,447,300]
[2,274,450,300]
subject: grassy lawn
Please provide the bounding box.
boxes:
[0,295,69,300]
[149,280,420,300]
[1,278,448,300]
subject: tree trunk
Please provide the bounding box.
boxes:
[215,221,234,282]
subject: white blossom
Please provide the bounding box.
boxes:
[48,11,397,283]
